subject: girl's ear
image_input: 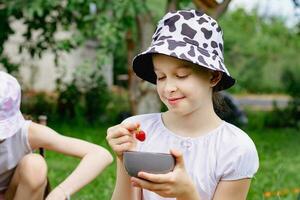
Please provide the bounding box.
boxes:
[210,71,222,87]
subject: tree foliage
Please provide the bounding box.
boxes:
[0,0,148,72]
[220,9,300,93]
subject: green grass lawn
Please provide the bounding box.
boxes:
[247,128,300,200]
[45,118,300,200]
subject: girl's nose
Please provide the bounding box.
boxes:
[164,79,177,93]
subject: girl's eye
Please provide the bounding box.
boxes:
[157,76,166,81]
[176,74,189,79]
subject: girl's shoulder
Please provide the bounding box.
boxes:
[122,113,161,125]
[218,122,256,149]
[215,122,259,180]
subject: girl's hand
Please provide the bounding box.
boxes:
[131,149,200,200]
[106,122,139,160]
[45,187,69,200]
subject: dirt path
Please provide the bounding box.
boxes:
[233,94,290,110]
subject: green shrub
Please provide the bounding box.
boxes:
[264,69,300,128]
[21,91,56,119]
[105,87,130,124]
[84,74,110,123]
[56,80,82,120]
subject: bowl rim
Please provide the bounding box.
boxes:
[123,150,174,156]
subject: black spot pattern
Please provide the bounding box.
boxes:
[188,46,195,57]
[179,11,194,20]
[167,40,186,50]
[148,47,156,53]
[195,10,204,16]
[211,22,216,26]
[212,54,217,60]
[170,52,178,57]
[179,53,189,60]
[203,43,208,48]
[201,27,213,39]
[197,47,210,57]
[211,41,218,48]
[198,55,209,66]
[218,60,225,71]
[212,50,219,56]
[154,27,162,36]
[158,35,172,41]
[219,43,223,52]
[153,27,162,41]
[164,15,180,32]
[156,41,164,46]
[153,34,160,42]
[183,37,199,47]
[197,17,208,25]
[181,23,197,39]
[216,26,221,32]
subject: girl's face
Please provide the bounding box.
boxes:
[153,54,217,116]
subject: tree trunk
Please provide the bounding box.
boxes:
[135,13,161,115]
[166,0,178,12]
[192,0,232,20]
[126,30,139,115]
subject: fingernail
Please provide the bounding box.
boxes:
[138,172,145,177]
[131,182,138,187]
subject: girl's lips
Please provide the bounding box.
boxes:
[167,97,185,105]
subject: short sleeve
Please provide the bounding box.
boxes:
[217,142,259,181]
[21,120,32,152]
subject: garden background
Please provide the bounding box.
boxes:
[1,0,300,199]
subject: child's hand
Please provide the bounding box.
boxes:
[130,149,200,200]
[106,122,139,159]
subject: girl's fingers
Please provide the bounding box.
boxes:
[170,149,185,169]
[107,122,140,139]
[137,172,172,184]
[121,122,140,132]
[131,177,166,191]
[114,142,134,152]
[112,134,135,145]
[107,127,132,140]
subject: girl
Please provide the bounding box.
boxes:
[0,71,113,200]
[106,10,259,200]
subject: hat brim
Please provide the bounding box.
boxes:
[133,41,235,91]
[0,111,25,140]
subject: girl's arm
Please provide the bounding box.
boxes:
[111,157,141,200]
[212,179,251,200]
[28,122,113,198]
[106,122,141,200]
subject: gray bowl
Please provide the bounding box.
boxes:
[123,151,175,177]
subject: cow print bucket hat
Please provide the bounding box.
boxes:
[132,10,235,91]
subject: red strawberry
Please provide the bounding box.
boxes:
[135,127,146,142]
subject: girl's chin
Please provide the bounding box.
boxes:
[167,106,189,115]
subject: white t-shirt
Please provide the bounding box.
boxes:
[124,113,259,200]
[0,121,32,192]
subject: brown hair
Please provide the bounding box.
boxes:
[212,91,229,116]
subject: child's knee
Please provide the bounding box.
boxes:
[18,154,48,189]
